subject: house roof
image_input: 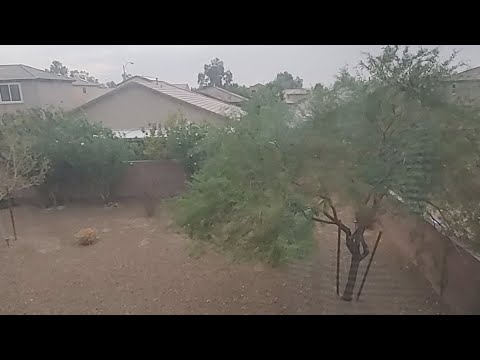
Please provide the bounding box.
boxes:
[72,77,104,87]
[447,66,480,82]
[283,88,309,95]
[171,83,190,91]
[0,64,74,82]
[196,86,249,102]
[117,76,190,91]
[76,77,245,118]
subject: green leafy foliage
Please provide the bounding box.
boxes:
[6,109,136,205]
[224,84,251,99]
[304,45,480,248]
[143,113,210,176]
[175,90,314,265]
[46,60,69,77]
[0,114,49,202]
[46,60,107,84]
[267,71,304,99]
[197,58,233,88]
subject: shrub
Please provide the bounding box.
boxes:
[175,93,314,265]
[7,108,136,205]
[143,112,210,176]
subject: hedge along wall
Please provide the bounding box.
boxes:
[13,159,186,205]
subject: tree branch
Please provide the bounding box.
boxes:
[323,211,352,237]
[312,216,336,225]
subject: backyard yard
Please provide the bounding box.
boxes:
[0,201,451,315]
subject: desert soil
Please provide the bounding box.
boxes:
[0,201,451,315]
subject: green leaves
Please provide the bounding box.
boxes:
[175,94,314,265]
[10,108,136,204]
[0,113,50,201]
[143,113,210,176]
[197,58,233,88]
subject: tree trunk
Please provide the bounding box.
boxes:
[341,253,361,301]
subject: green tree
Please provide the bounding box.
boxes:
[198,58,233,88]
[143,113,210,176]
[19,109,135,206]
[69,70,99,84]
[175,89,313,265]
[267,71,303,98]
[46,60,109,84]
[46,60,69,77]
[0,114,50,241]
[225,83,251,99]
[301,45,473,301]
[0,115,49,202]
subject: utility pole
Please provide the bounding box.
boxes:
[123,61,134,81]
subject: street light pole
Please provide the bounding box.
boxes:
[123,61,134,81]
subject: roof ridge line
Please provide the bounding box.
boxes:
[19,64,38,78]
[213,86,249,100]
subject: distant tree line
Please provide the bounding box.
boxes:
[46,60,116,88]
[196,57,304,99]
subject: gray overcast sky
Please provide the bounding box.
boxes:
[1,45,480,87]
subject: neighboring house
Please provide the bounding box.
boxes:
[72,77,244,135]
[70,77,111,107]
[283,88,310,104]
[443,66,480,105]
[195,86,248,105]
[119,75,190,91]
[0,64,76,115]
[249,83,264,95]
[0,64,110,116]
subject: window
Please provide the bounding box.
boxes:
[0,83,23,103]
[452,83,456,95]
[83,87,87,94]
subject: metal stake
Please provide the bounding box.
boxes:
[356,231,382,301]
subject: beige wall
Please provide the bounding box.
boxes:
[444,80,480,106]
[13,159,186,206]
[197,87,245,104]
[285,93,309,104]
[77,85,226,130]
[0,80,75,115]
[70,86,111,108]
[380,203,480,314]
[0,80,110,116]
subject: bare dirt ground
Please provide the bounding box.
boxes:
[0,201,451,315]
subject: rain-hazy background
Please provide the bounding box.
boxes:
[2,45,480,87]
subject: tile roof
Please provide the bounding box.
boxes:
[77,77,245,119]
[0,64,73,81]
[171,83,190,91]
[447,66,480,81]
[196,86,249,102]
[72,77,103,87]
[138,79,244,118]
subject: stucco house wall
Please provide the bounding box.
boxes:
[0,79,79,115]
[75,84,226,130]
[70,85,111,108]
[443,80,480,106]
